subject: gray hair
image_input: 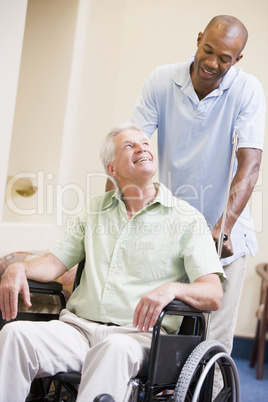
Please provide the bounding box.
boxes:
[100,123,147,177]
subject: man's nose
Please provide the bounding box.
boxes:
[135,143,145,152]
[206,54,218,69]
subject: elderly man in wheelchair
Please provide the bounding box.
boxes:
[0,124,233,402]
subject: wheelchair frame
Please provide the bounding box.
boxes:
[0,259,240,401]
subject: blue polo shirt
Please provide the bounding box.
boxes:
[130,58,266,265]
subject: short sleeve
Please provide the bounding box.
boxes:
[49,208,86,270]
[235,75,266,150]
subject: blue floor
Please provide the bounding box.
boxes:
[233,358,268,401]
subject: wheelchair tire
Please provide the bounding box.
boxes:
[173,339,240,402]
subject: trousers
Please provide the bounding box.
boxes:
[208,255,247,396]
[208,255,247,352]
[0,309,152,402]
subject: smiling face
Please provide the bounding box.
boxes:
[106,129,157,186]
[191,22,244,99]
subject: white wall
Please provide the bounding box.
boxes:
[0,0,28,224]
[1,0,267,337]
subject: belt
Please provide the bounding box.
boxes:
[93,320,120,327]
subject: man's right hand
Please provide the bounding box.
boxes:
[0,264,31,322]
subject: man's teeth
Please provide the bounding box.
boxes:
[135,158,149,163]
[203,68,213,75]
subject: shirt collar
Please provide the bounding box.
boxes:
[101,183,179,211]
[100,189,120,210]
[171,57,193,87]
[171,56,239,100]
[153,183,181,208]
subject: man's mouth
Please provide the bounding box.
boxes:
[201,67,215,76]
[134,157,150,164]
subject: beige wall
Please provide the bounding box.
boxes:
[1,0,267,337]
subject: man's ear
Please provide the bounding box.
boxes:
[197,32,203,46]
[233,54,243,65]
[106,163,116,177]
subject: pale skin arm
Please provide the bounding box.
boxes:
[0,252,67,322]
[212,148,262,259]
[133,273,222,332]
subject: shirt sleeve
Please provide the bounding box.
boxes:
[130,69,159,137]
[49,208,86,270]
[235,74,266,150]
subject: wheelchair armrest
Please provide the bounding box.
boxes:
[163,299,211,315]
[28,279,63,292]
[153,299,211,338]
[27,279,66,310]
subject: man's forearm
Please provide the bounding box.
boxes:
[172,275,223,312]
[213,148,262,257]
[24,252,67,282]
[219,164,259,233]
[0,253,66,321]
[133,274,222,331]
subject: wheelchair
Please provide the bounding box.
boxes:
[0,259,240,402]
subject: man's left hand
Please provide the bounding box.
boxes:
[133,283,175,332]
[212,227,233,259]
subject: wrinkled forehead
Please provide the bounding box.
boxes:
[114,129,149,146]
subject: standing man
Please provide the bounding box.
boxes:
[129,15,266,359]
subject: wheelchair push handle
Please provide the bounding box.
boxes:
[217,130,239,258]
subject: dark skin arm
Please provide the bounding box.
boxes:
[212,148,262,258]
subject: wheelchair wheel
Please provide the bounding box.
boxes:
[173,340,240,402]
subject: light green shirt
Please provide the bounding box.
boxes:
[50,183,224,326]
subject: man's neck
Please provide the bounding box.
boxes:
[194,83,221,100]
[190,63,222,100]
[121,182,157,219]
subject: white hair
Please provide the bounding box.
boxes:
[99,123,147,177]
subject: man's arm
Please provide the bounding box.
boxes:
[0,252,67,322]
[130,69,159,136]
[212,147,262,259]
[133,273,222,332]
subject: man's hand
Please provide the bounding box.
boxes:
[212,227,233,259]
[0,253,67,322]
[133,275,223,332]
[0,264,31,321]
[133,283,175,332]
